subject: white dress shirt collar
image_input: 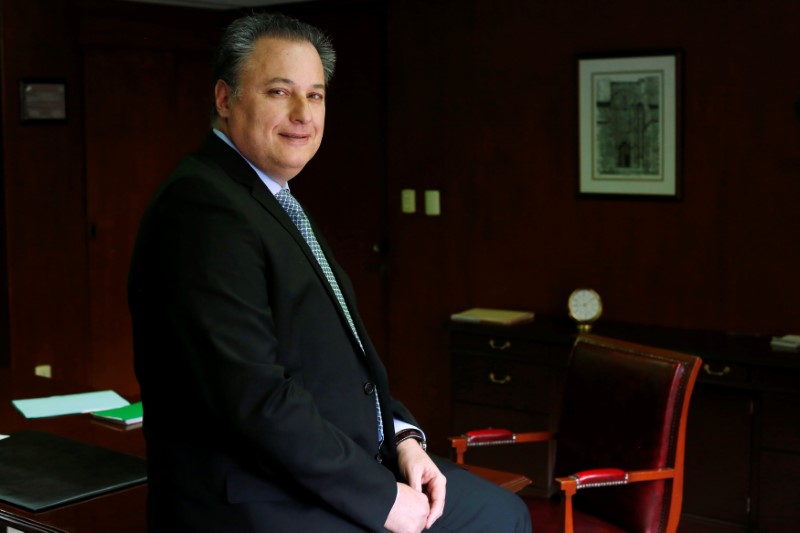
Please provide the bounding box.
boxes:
[212,128,286,196]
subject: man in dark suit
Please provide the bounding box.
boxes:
[129,11,530,533]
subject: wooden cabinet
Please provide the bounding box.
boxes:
[452,328,569,495]
[681,384,753,531]
[674,345,800,532]
[450,323,571,496]
[449,318,800,530]
[753,373,800,532]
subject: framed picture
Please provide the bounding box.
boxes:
[19,79,67,123]
[578,52,681,198]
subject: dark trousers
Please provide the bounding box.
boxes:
[424,455,532,533]
[148,455,532,532]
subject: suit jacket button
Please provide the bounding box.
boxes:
[363,382,375,395]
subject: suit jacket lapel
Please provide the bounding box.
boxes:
[196,133,319,267]
[196,132,364,350]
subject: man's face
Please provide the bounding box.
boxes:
[215,37,326,184]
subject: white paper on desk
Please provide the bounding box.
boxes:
[770,334,800,351]
[11,390,130,419]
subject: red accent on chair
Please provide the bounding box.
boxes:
[449,334,702,533]
[466,428,515,443]
[572,468,628,487]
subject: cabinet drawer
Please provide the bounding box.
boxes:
[696,360,748,386]
[450,332,570,366]
[452,354,560,413]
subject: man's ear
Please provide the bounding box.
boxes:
[214,79,232,118]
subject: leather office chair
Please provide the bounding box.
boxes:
[449,334,702,533]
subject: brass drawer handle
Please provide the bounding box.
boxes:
[488,372,512,385]
[703,364,731,377]
[488,339,511,351]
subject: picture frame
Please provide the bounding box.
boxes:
[19,79,67,123]
[578,51,681,198]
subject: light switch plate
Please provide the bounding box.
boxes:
[424,190,441,216]
[401,189,416,213]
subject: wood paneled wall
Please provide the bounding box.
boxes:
[384,0,800,449]
[0,0,225,392]
[1,0,798,454]
[0,0,88,379]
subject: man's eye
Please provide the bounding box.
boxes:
[268,89,287,96]
[309,93,324,101]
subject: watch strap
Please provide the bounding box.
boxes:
[395,428,427,451]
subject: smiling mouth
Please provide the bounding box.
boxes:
[280,132,309,140]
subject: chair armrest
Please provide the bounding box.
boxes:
[562,468,629,488]
[555,467,676,492]
[466,428,517,444]
[626,467,676,483]
[448,428,555,464]
[514,431,557,444]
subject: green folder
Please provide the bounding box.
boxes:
[91,401,143,425]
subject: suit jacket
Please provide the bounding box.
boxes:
[129,132,416,532]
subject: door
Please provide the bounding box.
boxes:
[84,46,212,395]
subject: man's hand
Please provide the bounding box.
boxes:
[396,439,447,529]
[384,482,430,533]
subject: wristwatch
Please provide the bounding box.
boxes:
[395,428,427,451]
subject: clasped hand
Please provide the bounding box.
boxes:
[384,440,446,533]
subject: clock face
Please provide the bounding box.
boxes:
[568,288,602,323]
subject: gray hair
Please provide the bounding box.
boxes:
[211,12,336,121]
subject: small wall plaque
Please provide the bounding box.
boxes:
[20,79,67,123]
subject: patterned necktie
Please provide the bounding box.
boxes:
[275,189,384,444]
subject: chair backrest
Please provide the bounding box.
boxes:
[555,334,701,533]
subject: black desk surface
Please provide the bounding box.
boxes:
[0,368,146,532]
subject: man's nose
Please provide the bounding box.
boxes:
[290,96,312,123]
